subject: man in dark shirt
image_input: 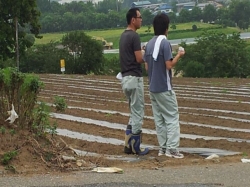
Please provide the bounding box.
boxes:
[119,8,149,155]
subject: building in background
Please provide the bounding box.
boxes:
[131,1,151,8]
[56,0,104,4]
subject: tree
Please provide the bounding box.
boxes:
[228,0,250,30]
[217,7,230,21]
[171,0,178,13]
[74,13,86,30]
[96,13,109,29]
[122,0,134,9]
[62,31,104,75]
[190,6,202,22]
[216,7,234,27]
[106,11,124,28]
[175,31,250,78]
[178,9,191,23]
[20,42,74,74]
[50,1,64,14]
[141,9,155,26]
[168,12,177,23]
[238,20,249,30]
[96,0,121,13]
[62,12,74,31]
[36,0,51,12]
[0,0,41,60]
[202,4,217,23]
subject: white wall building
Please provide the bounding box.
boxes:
[57,0,104,4]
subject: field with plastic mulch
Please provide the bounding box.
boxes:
[38,74,250,169]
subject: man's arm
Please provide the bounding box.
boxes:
[133,33,144,64]
[145,62,148,71]
[134,49,145,64]
[165,50,185,70]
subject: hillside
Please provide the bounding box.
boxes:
[35,22,241,48]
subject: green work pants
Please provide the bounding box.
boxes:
[122,76,144,134]
[149,90,180,151]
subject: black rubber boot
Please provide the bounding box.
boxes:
[130,131,149,155]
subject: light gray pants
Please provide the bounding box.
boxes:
[122,76,144,134]
[149,90,180,151]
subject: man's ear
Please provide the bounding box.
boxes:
[165,29,168,36]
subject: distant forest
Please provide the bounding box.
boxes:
[36,0,249,33]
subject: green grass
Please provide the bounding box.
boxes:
[35,22,242,48]
[169,27,240,39]
[104,53,119,59]
[169,22,219,30]
[36,33,65,45]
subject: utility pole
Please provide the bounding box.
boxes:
[15,16,20,116]
[15,17,19,71]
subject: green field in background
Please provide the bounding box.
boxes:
[35,22,242,48]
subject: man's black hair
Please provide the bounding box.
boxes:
[126,8,140,24]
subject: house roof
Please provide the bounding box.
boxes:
[176,2,195,6]
[158,4,172,10]
[131,1,151,6]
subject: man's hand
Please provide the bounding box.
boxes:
[178,47,185,57]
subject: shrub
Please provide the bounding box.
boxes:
[192,24,198,31]
[54,96,67,112]
[0,67,43,128]
[32,102,51,136]
[184,61,205,78]
[1,150,17,165]
[171,24,177,30]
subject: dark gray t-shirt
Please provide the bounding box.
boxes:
[119,30,142,77]
[144,36,173,93]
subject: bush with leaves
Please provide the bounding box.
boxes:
[102,54,120,75]
[170,24,177,30]
[20,42,75,74]
[192,24,197,31]
[54,96,67,112]
[62,31,104,75]
[183,60,205,77]
[1,150,17,165]
[0,67,44,129]
[32,102,58,136]
[175,31,250,78]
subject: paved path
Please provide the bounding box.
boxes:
[0,163,249,187]
[104,32,250,54]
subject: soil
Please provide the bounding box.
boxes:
[1,74,250,175]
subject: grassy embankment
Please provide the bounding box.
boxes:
[35,22,247,59]
[35,22,241,47]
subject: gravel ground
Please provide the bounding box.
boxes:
[0,163,249,187]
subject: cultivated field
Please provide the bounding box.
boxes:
[36,74,250,169]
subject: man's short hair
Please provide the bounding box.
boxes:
[153,13,170,35]
[126,8,140,25]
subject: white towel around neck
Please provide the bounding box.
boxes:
[152,35,167,61]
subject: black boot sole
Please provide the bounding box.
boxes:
[124,146,132,154]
